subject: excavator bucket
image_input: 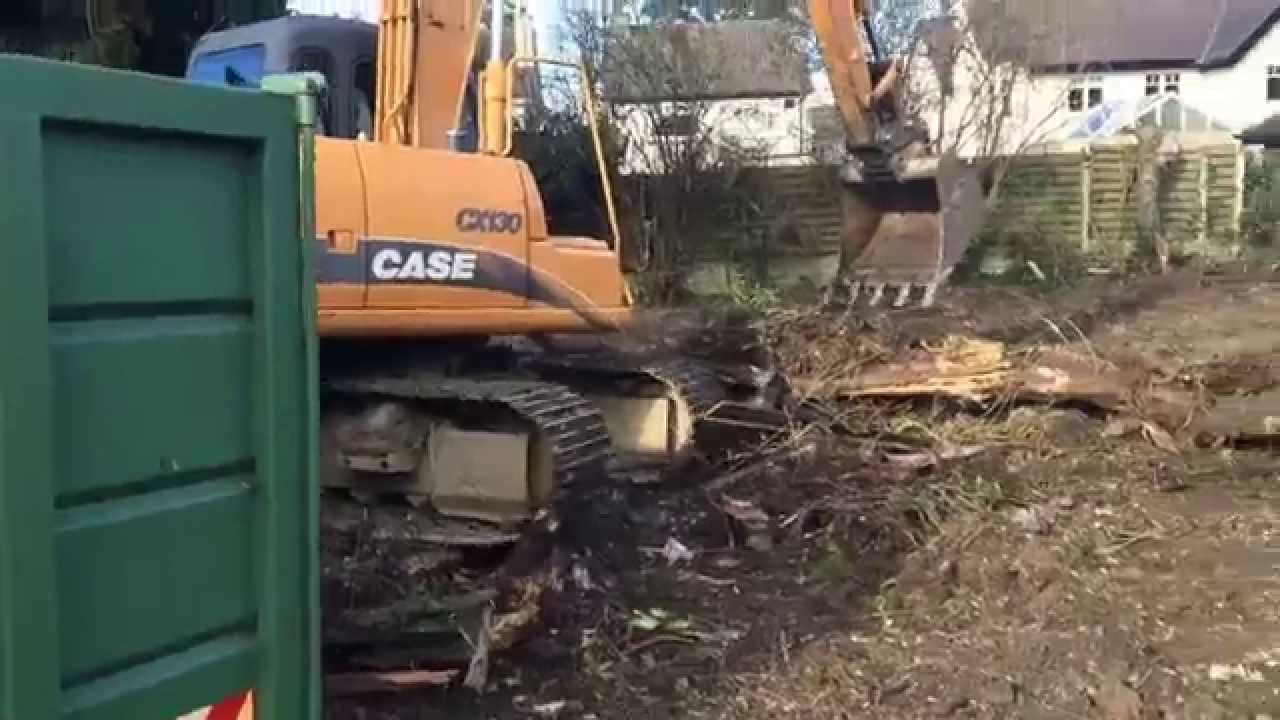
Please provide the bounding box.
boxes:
[832,151,991,308]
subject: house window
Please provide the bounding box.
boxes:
[1146,73,1180,96]
[1269,65,1280,101]
[1068,76,1104,112]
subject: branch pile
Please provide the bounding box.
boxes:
[768,311,1199,433]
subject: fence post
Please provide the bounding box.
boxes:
[1080,144,1092,251]
[1199,153,1210,247]
[1234,148,1247,240]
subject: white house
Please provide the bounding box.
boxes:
[922,0,1280,155]
[599,19,816,175]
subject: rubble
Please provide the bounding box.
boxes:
[720,497,773,552]
[1096,677,1143,720]
[788,335,1196,425]
[329,277,1280,719]
[1009,504,1057,535]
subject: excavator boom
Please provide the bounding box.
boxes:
[808,0,989,307]
[809,0,885,146]
[375,0,483,148]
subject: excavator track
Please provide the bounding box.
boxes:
[318,347,773,673]
[515,349,732,468]
[524,353,728,417]
[324,372,616,494]
[641,357,729,419]
[319,371,618,670]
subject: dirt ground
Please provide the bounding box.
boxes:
[329,272,1280,720]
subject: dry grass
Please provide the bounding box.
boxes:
[724,407,1204,719]
[329,279,1280,720]
[766,308,894,394]
[706,294,1279,718]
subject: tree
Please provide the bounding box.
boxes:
[563,11,806,300]
[905,0,1126,283]
[1133,126,1179,273]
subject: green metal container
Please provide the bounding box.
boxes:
[0,54,318,719]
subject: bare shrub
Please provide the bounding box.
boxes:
[564,10,809,302]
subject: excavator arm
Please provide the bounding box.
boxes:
[373,0,541,157]
[805,0,989,308]
[807,0,902,148]
[375,0,484,148]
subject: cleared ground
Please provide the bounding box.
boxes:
[331,273,1280,719]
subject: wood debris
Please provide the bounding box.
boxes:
[790,335,1197,429]
[721,497,773,552]
[327,669,460,695]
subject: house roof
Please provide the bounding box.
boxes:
[600,19,812,103]
[1239,113,1280,145]
[999,0,1280,72]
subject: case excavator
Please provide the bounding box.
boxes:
[809,0,991,307]
[186,2,761,667]
[181,0,982,670]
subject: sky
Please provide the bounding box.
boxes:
[282,0,583,58]
[528,0,563,56]
[527,0,611,58]
[286,0,379,21]
[281,0,939,83]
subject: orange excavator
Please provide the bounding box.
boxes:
[808,0,991,307]
[186,0,757,668]
[180,0,978,669]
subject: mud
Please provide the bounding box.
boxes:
[326,274,1280,719]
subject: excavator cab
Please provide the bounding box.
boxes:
[186,15,381,140]
[186,15,485,151]
[186,13,612,247]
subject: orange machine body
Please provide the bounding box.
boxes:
[313,135,631,337]
[186,9,631,341]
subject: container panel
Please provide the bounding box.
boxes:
[42,125,253,310]
[0,53,316,720]
[57,479,257,681]
[51,316,254,500]
[63,635,256,720]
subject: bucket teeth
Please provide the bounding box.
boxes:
[824,278,945,309]
[827,278,947,309]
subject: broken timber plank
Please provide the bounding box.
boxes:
[790,337,1198,429]
[326,669,460,695]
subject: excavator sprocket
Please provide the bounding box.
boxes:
[516,344,765,471]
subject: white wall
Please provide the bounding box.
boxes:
[614,96,812,175]
[945,21,1280,152]
[1194,24,1280,133]
[900,52,1082,157]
